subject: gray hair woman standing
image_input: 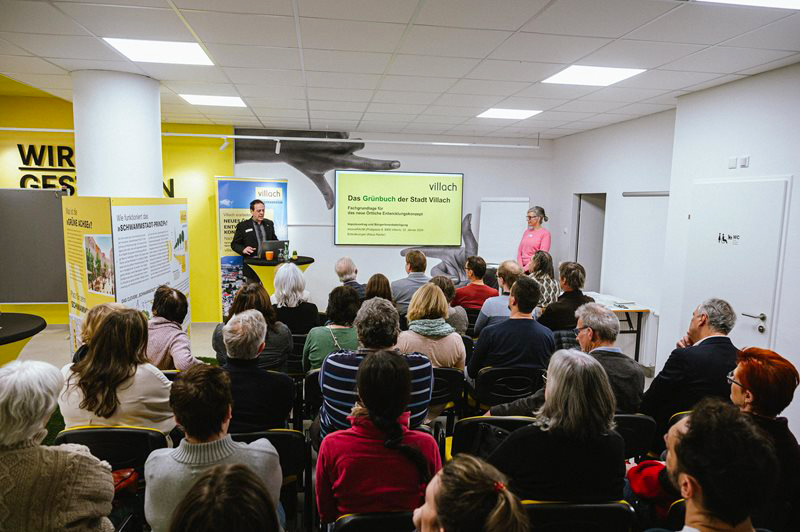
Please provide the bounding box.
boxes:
[0,360,114,531]
[517,206,551,273]
[487,349,625,502]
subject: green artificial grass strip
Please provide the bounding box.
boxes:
[44,407,65,446]
[198,356,218,366]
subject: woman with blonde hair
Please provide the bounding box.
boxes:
[396,283,466,370]
[59,308,174,434]
[413,454,528,532]
[488,349,625,501]
[72,302,125,363]
[272,262,319,334]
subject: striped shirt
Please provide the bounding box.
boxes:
[318,348,433,439]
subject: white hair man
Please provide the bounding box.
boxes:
[642,298,738,451]
[334,256,365,300]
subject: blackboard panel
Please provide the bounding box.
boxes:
[0,189,68,303]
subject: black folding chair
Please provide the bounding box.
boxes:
[474,366,544,409]
[461,335,474,365]
[304,369,322,419]
[449,415,535,459]
[230,429,313,531]
[430,367,465,435]
[332,512,415,531]
[465,308,481,337]
[161,369,180,381]
[522,500,636,531]
[289,334,307,430]
[614,414,656,461]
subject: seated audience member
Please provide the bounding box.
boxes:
[272,262,319,334]
[467,277,554,380]
[147,285,202,370]
[413,454,528,532]
[474,260,523,336]
[537,261,594,332]
[430,275,468,336]
[452,256,497,310]
[488,349,625,502]
[641,298,738,450]
[73,302,125,363]
[729,348,800,530]
[0,360,114,532]
[316,351,442,523]
[365,272,393,302]
[655,398,778,532]
[169,464,279,532]
[397,283,466,370]
[145,365,282,532]
[528,250,559,311]
[303,286,360,371]
[317,297,433,442]
[335,256,365,300]
[489,302,644,416]
[221,310,294,432]
[391,250,431,315]
[213,283,292,371]
[60,308,174,434]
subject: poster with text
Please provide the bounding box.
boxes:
[110,198,190,328]
[216,177,288,316]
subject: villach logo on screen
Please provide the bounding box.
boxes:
[255,186,283,202]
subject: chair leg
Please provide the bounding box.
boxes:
[293,378,304,431]
[304,438,314,532]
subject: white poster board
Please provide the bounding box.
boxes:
[478,197,530,265]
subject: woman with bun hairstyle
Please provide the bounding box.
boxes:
[413,454,528,532]
[517,206,551,273]
[316,350,441,524]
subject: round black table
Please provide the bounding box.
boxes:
[0,312,47,364]
[243,256,315,291]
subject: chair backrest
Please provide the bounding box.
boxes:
[522,500,636,532]
[668,410,691,430]
[161,369,180,381]
[430,367,465,407]
[475,366,544,407]
[552,329,579,351]
[230,429,307,478]
[304,369,322,417]
[333,512,415,532]
[54,426,168,474]
[460,335,474,364]
[465,308,481,336]
[451,416,535,457]
[288,334,307,375]
[613,414,656,460]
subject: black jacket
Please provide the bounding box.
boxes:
[222,358,294,433]
[538,290,594,332]
[641,336,738,449]
[231,218,277,280]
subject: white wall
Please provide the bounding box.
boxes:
[550,110,676,365]
[658,63,800,433]
[235,137,552,309]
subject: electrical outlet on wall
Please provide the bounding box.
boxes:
[739,156,750,168]
[728,157,737,169]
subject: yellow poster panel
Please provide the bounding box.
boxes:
[62,196,114,352]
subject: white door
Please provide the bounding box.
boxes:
[683,177,790,349]
[575,194,606,292]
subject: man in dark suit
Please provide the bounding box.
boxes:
[642,298,738,451]
[231,199,277,283]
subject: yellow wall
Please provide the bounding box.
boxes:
[1,95,233,324]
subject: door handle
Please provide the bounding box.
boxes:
[742,312,766,321]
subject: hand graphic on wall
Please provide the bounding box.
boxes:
[234,129,400,209]
[401,213,478,285]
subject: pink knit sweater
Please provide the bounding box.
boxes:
[146,317,200,370]
[517,228,551,271]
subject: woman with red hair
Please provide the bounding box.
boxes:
[729,347,800,530]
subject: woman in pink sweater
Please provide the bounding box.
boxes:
[517,206,551,273]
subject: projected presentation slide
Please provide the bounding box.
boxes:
[335,171,464,246]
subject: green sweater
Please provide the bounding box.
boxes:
[302,326,358,371]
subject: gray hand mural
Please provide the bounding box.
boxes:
[234,129,400,209]
[401,213,477,285]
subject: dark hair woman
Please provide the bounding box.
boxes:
[315,350,442,524]
[212,283,293,371]
[147,285,201,370]
[528,250,559,309]
[302,285,361,371]
[365,273,393,302]
[59,308,174,434]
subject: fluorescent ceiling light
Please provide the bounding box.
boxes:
[696,0,800,8]
[104,38,213,65]
[542,65,645,86]
[477,108,542,119]
[180,94,246,107]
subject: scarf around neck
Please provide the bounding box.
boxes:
[409,318,455,338]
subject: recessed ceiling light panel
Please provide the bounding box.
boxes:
[542,65,645,86]
[477,108,542,119]
[104,38,213,65]
[697,0,800,8]
[180,94,246,107]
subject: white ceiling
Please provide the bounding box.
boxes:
[1,0,799,140]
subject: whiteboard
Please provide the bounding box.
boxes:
[478,197,530,265]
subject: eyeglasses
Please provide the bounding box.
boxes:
[526,215,538,219]
[727,370,745,388]
[573,326,589,336]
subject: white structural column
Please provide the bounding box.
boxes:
[71,70,162,197]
